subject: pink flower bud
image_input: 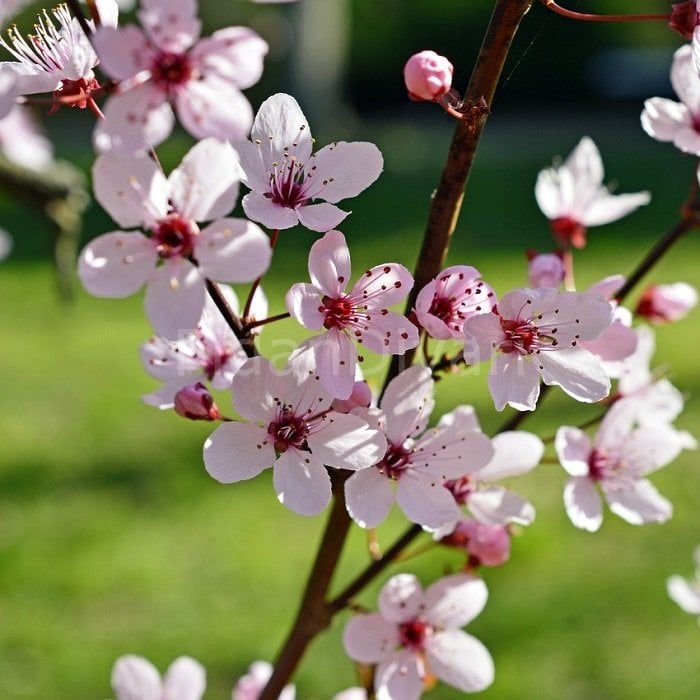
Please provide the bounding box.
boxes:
[441,519,511,567]
[635,282,698,324]
[403,50,454,102]
[174,383,222,421]
[669,1,698,40]
[527,252,565,289]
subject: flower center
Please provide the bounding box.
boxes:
[551,216,587,249]
[398,619,431,651]
[443,475,473,504]
[151,214,198,259]
[320,295,354,330]
[151,51,193,91]
[377,443,411,480]
[588,449,610,482]
[498,318,542,354]
[266,158,309,209]
[268,407,309,453]
[51,76,100,112]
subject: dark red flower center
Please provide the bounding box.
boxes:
[588,449,609,482]
[444,475,473,505]
[152,214,198,259]
[398,619,430,651]
[499,318,540,354]
[52,77,101,113]
[266,159,309,209]
[268,407,309,453]
[377,443,411,480]
[320,295,354,330]
[551,216,587,249]
[151,51,193,91]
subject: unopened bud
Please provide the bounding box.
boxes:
[174,383,222,421]
[403,50,453,102]
[528,252,565,288]
[441,519,511,567]
[669,1,698,40]
[636,282,698,323]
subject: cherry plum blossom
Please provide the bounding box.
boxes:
[535,137,650,249]
[343,572,494,699]
[286,229,418,399]
[111,654,205,700]
[344,366,494,530]
[413,265,495,340]
[78,138,271,337]
[235,93,384,232]
[440,519,512,568]
[232,660,295,700]
[463,287,613,411]
[203,350,386,516]
[92,0,267,152]
[635,282,698,324]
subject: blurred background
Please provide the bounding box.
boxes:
[2,1,700,698]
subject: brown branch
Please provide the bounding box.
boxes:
[542,0,669,22]
[204,279,257,358]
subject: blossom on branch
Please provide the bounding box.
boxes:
[235,93,384,232]
[343,572,494,699]
[203,349,387,516]
[463,287,614,411]
[535,136,650,249]
[78,138,271,337]
[403,50,454,102]
[635,281,698,324]
[92,0,267,152]
[286,229,419,399]
[111,654,205,700]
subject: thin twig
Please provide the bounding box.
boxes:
[204,279,257,358]
[542,0,669,22]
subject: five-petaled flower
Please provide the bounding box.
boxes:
[92,0,267,152]
[203,349,387,516]
[535,136,650,249]
[286,229,419,399]
[343,572,494,700]
[464,287,613,411]
[235,93,384,232]
[78,137,271,337]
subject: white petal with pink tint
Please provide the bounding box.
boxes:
[309,411,386,469]
[161,656,206,700]
[555,426,592,477]
[668,575,700,614]
[78,232,157,297]
[344,468,395,528]
[342,614,398,664]
[306,330,357,400]
[286,284,325,329]
[231,357,283,421]
[242,192,302,230]
[583,191,652,227]
[296,202,349,232]
[375,654,422,700]
[307,229,351,296]
[204,422,273,483]
[381,365,435,443]
[93,25,152,80]
[272,450,331,515]
[468,487,535,526]
[538,348,610,403]
[395,472,460,529]
[488,353,540,412]
[563,476,603,532]
[138,0,201,53]
[477,431,543,480]
[424,573,488,628]
[351,262,414,308]
[111,655,162,700]
[427,630,494,693]
[378,573,423,623]
[604,479,672,525]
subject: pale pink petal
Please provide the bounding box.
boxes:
[538,348,610,403]
[309,411,386,469]
[641,97,691,143]
[92,152,169,228]
[307,229,351,296]
[413,430,494,480]
[565,136,603,213]
[203,422,274,483]
[667,575,700,614]
[534,167,565,220]
[162,657,206,700]
[358,311,419,356]
[563,476,603,532]
[375,654,422,700]
[138,0,200,52]
[285,283,325,329]
[434,405,481,434]
[582,190,651,227]
[468,487,535,526]
[671,44,700,113]
[145,261,205,337]
[350,263,414,309]
[296,202,349,232]
[672,127,700,154]
[604,479,672,525]
[463,311,502,364]
[342,614,399,664]
[555,426,592,477]
[111,655,162,700]
[424,573,488,628]
[305,330,357,400]
[381,365,435,443]
[395,472,460,528]
[168,138,239,221]
[196,218,271,283]
[176,76,254,142]
[488,353,540,412]
[92,25,152,80]
[231,357,282,421]
[587,274,625,299]
[344,468,394,528]
[378,573,423,623]
[583,318,638,364]
[95,86,174,153]
[190,27,267,88]
[427,630,494,693]
[79,232,156,297]
[477,431,543,480]
[242,191,301,230]
[272,449,331,515]
[141,377,193,410]
[302,141,383,203]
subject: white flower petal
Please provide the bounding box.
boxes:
[162,657,206,700]
[563,476,603,532]
[309,412,386,470]
[111,655,162,700]
[427,630,494,693]
[378,574,423,623]
[424,573,488,628]
[345,468,394,528]
[477,431,543,480]
[604,479,672,525]
[272,450,331,515]
[203,422,273,483]
[342,614,398,664]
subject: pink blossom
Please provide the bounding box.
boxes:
[343,572,494,699]
[78,138,271,337]
[403,50,454,102]
[635,282,698,323]
[642,45,700,155]
[203,349,387,516]
[92,0,267,152]
[174,382,222,421]
[440,519,511,568]
[344,366,494,530]
[667,546,700,617]
[413,265,495,340]
[527,252,564,289]
[555,400,686,532]
[232,660,295,700]
[286,230,418,399]
[535,137,650,249]
[0,105,54,170]
[111,654,205,700]
[235,93,384,232]
[463,287,613,411]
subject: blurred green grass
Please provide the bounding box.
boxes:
[2,112,700,700]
